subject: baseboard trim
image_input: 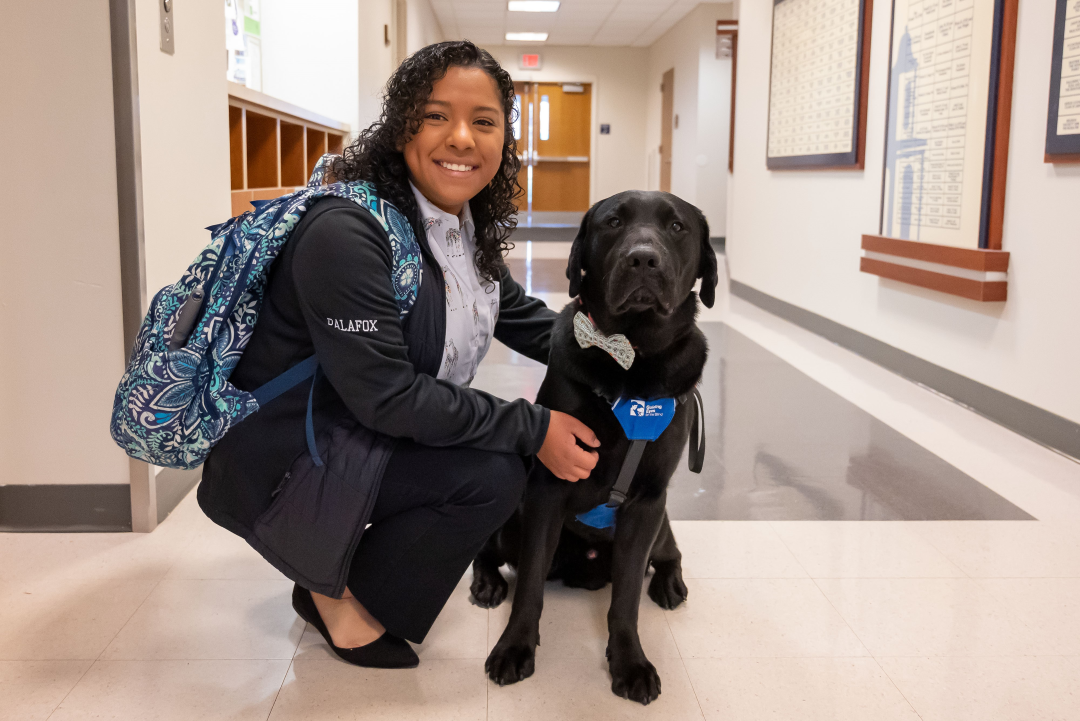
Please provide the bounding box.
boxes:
[0,467,201,533]
[730,280,1080,462]
[0,484,132,532]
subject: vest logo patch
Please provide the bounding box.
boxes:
[327,318,378,333]
[629,400,665,417]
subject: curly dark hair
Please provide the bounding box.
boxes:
[331,41,521,282]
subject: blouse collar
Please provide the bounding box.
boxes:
[409,181,475,239]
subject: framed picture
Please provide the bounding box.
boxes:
[766,0,873,170]
[1046,0,1080,161]
[878,0,1017,250]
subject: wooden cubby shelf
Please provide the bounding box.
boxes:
[227,82,351,217]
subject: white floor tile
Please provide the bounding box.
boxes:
[269,659,487,721]
[164,525,286,580]
[978,578,1080,655]
[878,655,1080,721]
[912,521,1080,577]
[0,525,190,586]
[0,579,157,660]
[0,660,91,721]
[488,577,681,661]
[684,657,919,721]
[670,521,807,578]
[771,521,965,578]
[100,579,303,660]
[815,577,1048,657]
[665,579,868,658]
[487,657,705,720]
[48,659,289,721]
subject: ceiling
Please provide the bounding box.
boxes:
[430,0,725,48]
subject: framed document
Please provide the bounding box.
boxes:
[1046,0,1080,160]
[766,0,873,169]
[879,0,1017,250]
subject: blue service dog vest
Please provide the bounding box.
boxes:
[575,395,695,532]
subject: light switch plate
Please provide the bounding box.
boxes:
[160,0,174,54]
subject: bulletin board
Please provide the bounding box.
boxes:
[1046,0,1080,161]
[878,0,1017,250]
[765,0,873,169]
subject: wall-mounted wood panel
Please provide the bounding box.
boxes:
[860,234,1010,302]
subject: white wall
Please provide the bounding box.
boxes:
[261,0,441,139]
[261,0,362,133]
[646,3,736,236]
[407,0,444,55]
[487,45,650,204]
[0,2,130,485]
[136,0,233,300]
[728,0,1080,424]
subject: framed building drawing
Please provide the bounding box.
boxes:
[878,0,1017,251]
[1046,0,1080,161]
[766,0,873,169]
[864,0,1017,302]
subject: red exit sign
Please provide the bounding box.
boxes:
[519,53,542,70]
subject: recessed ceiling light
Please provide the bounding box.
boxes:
[508,1,560,11]
[505,32,549,41]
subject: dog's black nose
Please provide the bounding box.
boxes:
[626,245,662,272]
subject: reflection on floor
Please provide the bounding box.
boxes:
[2,247,1079,719]
[667,324,1032,521]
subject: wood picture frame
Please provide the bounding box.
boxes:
[876,0,1017,253]
[1045,0,1080,162]
[765,0,873,170]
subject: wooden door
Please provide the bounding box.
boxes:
[531,83,591,212]
[660,68,674,193]
[512,82,529,213]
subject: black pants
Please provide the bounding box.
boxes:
[345,440,526,643]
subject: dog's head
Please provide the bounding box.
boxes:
[566,191,718,315]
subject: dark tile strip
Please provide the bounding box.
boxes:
[730,280,1080,462]
[0,467,200,532]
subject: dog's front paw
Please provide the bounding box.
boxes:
[647,561,688,609]
[470,569,508,608]
[485,642,536,685]
[610,657,661,704]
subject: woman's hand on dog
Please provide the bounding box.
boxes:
[538,411,600,482]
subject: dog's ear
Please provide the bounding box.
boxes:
[567,203,596,298]
[695,206,718,308]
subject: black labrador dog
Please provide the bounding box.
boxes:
[472,190,717,704]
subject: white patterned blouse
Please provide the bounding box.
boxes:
[410,183,500,387]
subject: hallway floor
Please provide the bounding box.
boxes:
[3,246,1080,720]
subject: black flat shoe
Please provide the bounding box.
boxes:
[292,584,419,669]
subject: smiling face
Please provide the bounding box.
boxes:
[403,65,507,216]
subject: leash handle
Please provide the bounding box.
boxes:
[688,387,705,474]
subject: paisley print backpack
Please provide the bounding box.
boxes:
[110,155,422,470]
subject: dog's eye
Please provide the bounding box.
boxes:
[607,217,621,228]
[671,221,684,232]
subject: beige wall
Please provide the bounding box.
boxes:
[645,2,736,234]
[136,0,232,300]
[728,0,1080,424]
[0,2,130,485]
[487,45,650,204]
[406,0,445,55]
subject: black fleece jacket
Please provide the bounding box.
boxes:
[199,197,556,538]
